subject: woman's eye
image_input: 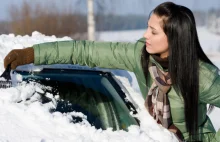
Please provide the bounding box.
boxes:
[152,32,157,35]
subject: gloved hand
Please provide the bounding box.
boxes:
[4,47,34,69]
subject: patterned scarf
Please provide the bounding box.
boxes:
[145,62,172,128]
[145,58,184,141]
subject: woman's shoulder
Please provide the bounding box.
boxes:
[199,60,219,94]
[133,37,146,55]
[199,60,220,106]
[199,60,219,77]
[135,37,146,46]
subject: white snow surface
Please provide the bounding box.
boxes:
[0,27,219,141]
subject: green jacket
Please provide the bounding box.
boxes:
[33,38,220,141]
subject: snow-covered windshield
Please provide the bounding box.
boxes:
[14,68,139,131]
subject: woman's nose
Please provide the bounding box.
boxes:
[144,29,149,39]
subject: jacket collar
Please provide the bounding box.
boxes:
[149,55,169,72]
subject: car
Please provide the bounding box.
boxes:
[0,65,139,131]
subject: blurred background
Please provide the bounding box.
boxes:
[0,0,219,39]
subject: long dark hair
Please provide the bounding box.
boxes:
[141,2,215,140]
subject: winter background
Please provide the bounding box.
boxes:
[0,27,219,142]
[0,0,220,142]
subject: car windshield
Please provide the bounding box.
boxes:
[16,68,138,131]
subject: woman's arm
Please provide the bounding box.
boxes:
[33,39,145,72]
[199,61,220,107]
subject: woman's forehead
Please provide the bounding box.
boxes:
[148,14,164,31]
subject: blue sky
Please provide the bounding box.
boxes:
[0,0,220,21]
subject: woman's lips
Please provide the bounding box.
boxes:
[146,42,151,46]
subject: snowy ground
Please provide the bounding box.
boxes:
[0,26,219,141]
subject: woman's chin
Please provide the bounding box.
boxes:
[146,47,155,54]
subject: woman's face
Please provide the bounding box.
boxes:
[144,13,169,58]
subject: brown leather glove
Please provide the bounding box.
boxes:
[4,47,34,69]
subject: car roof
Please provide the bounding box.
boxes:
[15,64,109,73]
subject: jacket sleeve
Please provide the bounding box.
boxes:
[199,61,220,107]
[33,39,145,72]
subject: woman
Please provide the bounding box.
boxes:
[4,2,220,141]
